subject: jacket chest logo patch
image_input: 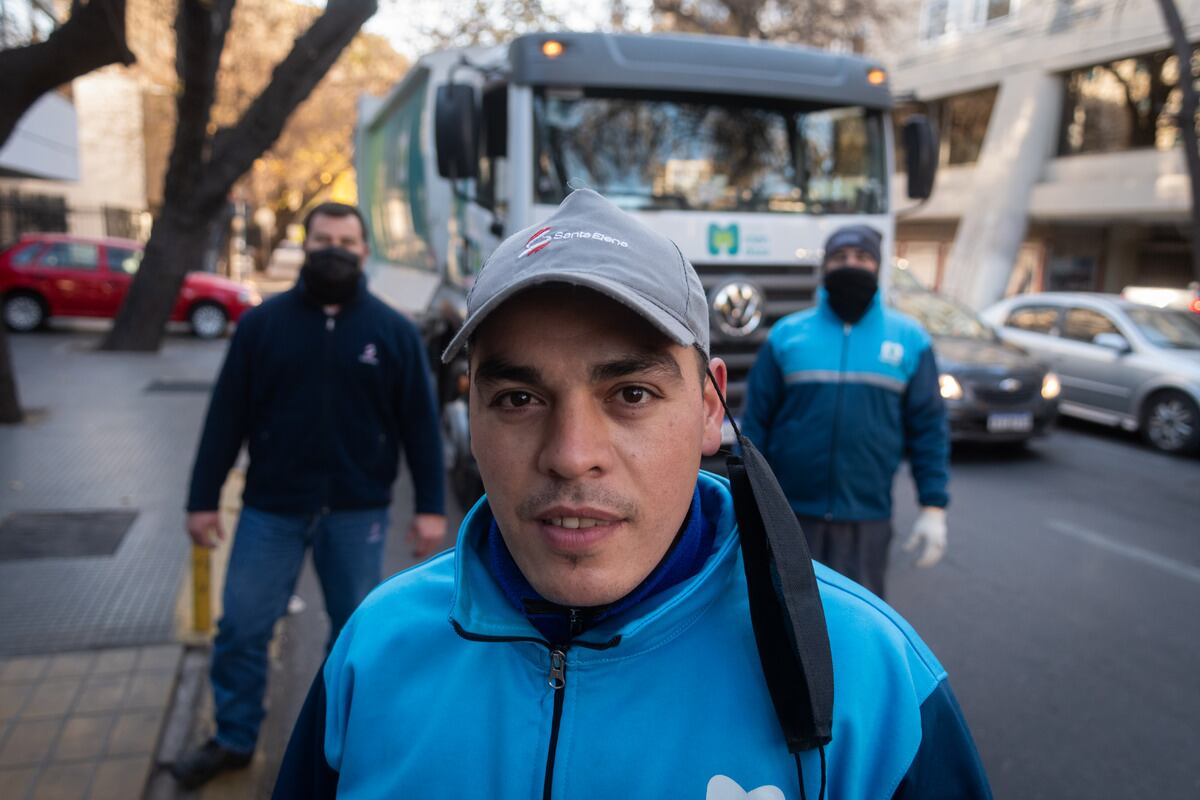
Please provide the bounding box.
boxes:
[358,343,379,366]
[706,775,784,800]
[880,340,904,366]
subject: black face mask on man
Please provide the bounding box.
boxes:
[301,247,361,306]
[823,266,878,324]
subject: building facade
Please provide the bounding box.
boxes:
[887,0,1200,308]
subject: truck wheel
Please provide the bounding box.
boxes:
[3,292,47,332]
[1141,390,1200,455]
[189,302,228,339]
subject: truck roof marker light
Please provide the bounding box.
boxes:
[542,40,565,58]
[867,67,886,85]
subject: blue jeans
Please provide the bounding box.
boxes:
[211,505,389,753]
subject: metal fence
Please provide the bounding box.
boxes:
[0,192,145,246]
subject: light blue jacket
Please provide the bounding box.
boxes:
[274,473,989,799]
[742,290,950,521]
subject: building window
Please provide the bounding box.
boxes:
[985,0,1012,22]
[1061,47,1198,156]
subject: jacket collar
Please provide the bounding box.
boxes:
[449,472,741,660]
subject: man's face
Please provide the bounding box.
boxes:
[824,246,879,274]
[470,287,726,607]
[304,212,368,259]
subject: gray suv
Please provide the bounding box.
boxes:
[982,293,1200,454]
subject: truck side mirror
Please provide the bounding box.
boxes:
[903,115,938,200]
[436,84,479,180]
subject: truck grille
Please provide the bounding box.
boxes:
[693,262,820,413]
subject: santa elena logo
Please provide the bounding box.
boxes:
[517,226,631,258]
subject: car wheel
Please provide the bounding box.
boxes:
[3,292,46,332]
[1141,390,1200,455]
[189,302,228,339]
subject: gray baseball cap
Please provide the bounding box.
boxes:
[441,188,709,363]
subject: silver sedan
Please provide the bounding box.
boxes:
[982,293,1200,455]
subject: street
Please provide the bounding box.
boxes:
[889,423,1200,800]
[258,417,1200,799]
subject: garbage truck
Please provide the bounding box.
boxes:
[354,31,937,504]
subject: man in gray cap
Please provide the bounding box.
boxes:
[273,191,989,799]
[742,224,950,598]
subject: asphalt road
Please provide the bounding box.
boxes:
[263,419,1200,799]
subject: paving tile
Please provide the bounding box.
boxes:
[45,654,95,680]
[30,761,94,800]
[89,755,151,800]
[0,764,39,799]
[0,717,60,767]
[0,682,33,720]
[106,710,163,757]
[72,676,127,715]
[123,672,175,712]
[0,657,48,683]
[135,646,180,673]
[21,678,83,720]
[90,652,137,677]
[53,714,114,762]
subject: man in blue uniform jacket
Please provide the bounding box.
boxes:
[174,203,447,789]
[273,191,991,799]
[742,226,950,598]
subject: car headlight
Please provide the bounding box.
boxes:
[238,288,262,305]
[1041,372,1061,400]
[939,374,963,401]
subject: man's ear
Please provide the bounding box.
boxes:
[701,357,728,457]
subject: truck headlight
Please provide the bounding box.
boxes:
[1041,372,1061,400]
[939,374,963,401]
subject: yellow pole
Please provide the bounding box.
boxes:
[192,545,212,634]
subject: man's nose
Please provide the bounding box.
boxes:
[537,396,611,481]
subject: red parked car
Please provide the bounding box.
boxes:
[0,233,262,338]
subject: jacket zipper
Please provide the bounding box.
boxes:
[321,314,336,510]
[825,323,851,520]
[449,621,620,799]
[543,649,567,800]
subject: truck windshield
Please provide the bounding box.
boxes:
[533,89,888,214]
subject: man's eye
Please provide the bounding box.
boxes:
[619,386,649,404]
[496,391,536,408]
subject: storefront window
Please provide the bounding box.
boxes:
[1061,48,1198,156]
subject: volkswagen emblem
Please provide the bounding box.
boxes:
[710,280,764,338]
[999,378,1022,392]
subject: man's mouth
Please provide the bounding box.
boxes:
[541,516,616,530]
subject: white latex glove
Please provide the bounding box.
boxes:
[903,507,947,568]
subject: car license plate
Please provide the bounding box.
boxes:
[987,412,1033,433]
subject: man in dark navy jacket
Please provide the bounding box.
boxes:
[172,202,446,789]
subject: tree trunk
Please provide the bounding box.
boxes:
[99,212,211,351]
[102,0,377,352]
[1156,0,1200,284]
[0,324,22,424]
[0,0,134,146]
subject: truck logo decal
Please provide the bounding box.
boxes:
[708,224,739,256]
[711,280,764,338]
[519,227,553,258]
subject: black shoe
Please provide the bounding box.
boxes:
[170,738,253,789]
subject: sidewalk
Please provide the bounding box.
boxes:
[0,329,226,799]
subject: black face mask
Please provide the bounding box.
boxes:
[300,247,361,306]
[823,266,878,324]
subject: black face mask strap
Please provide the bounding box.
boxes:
[706,366,835,756]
